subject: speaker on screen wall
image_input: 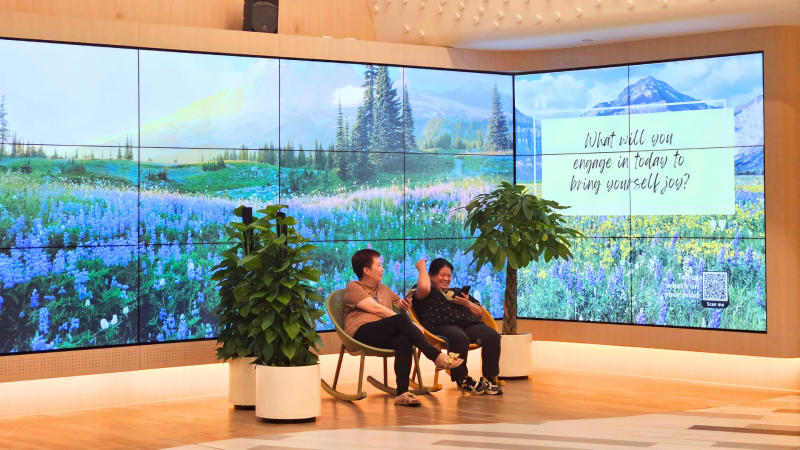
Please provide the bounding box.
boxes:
[243,0,279,33]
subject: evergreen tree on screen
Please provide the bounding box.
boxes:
[333,101,349,180]
[485,84,509,153]
[338,120,352,180]
[124,136,134,161]
[314,150,327,171]
[402,85,416,151]
[283,142,296,168]
[362,65,376,144]
[240,145,248,161]
[0,96,8,157]
[335,100,346,151]
[297,144,307,167]
[368,66,403,170]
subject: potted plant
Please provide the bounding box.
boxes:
[464,182,581,377]
[213,205,325,421]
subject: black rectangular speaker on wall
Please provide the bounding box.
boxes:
[243,0,279,33]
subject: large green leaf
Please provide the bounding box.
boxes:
[261,312,276,331]
[281,342,299,360]
[275,290,292,304]
[283,321,301,340]
[280,277,297,289]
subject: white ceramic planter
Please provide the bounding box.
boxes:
[498,332,533,378]
[228,357,257,408]
[255,364,321,421]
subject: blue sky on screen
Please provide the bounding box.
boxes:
[514,66,629,117]
[404,68,513,122]
[0,39,138,146]
[630,53,763,109]
[279,60,403,149]
[139,50,279,149]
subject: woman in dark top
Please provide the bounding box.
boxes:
[409,258,503,395]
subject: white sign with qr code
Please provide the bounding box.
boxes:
[702,271,729,308]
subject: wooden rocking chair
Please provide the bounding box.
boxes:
[406,289,505,392]
[320,289,431,401]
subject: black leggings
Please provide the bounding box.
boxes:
[353,314,443,396]
[430,323,501,382]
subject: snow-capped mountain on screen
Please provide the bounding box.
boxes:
[515,77,764,175]
[734,94,764,175]
[582,76,717,117]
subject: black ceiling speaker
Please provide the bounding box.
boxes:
[243,0,279,34]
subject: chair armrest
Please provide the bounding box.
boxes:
[481,307,500,332]
[407,308,447,347]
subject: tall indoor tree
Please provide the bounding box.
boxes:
[464,182,582,335]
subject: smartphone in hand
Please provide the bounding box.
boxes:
[460,285,471,296]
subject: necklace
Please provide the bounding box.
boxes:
[360,282,379,301]
[438,288,455,301]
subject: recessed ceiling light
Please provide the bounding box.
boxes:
[582,39,594,42]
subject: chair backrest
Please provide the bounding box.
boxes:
[326,289,347,332]
[324,288,396,356]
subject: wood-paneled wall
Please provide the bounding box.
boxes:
[0,0,243,30]
[0,0,379,41]
[0,9,796,382]
[278,0,377,41]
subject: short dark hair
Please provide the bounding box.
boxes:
[352,249,381,280]
[428,258,454,276]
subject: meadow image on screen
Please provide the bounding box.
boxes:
[514,53,766,331]
[0,39,768,355]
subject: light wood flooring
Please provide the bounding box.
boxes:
[0,367,792,450]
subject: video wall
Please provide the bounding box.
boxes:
[0,38,764,354]
[515,53,766,331]
[0,39,513,353]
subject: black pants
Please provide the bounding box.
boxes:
[430,323,501,382]
[353,314,443,396]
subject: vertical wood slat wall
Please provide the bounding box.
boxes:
[0,8,796,382]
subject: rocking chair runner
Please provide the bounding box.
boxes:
[320,289,432,401]
[406,289,505,392]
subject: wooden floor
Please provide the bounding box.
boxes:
[0,367,791,450]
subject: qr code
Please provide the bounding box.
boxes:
[702,271,729,302]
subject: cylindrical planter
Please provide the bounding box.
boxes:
[228,357,257,408]
[256,364,321,421]
[498,332,533,378]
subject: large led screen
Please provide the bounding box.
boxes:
[515,53,765,331]
[0,38,766,355]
